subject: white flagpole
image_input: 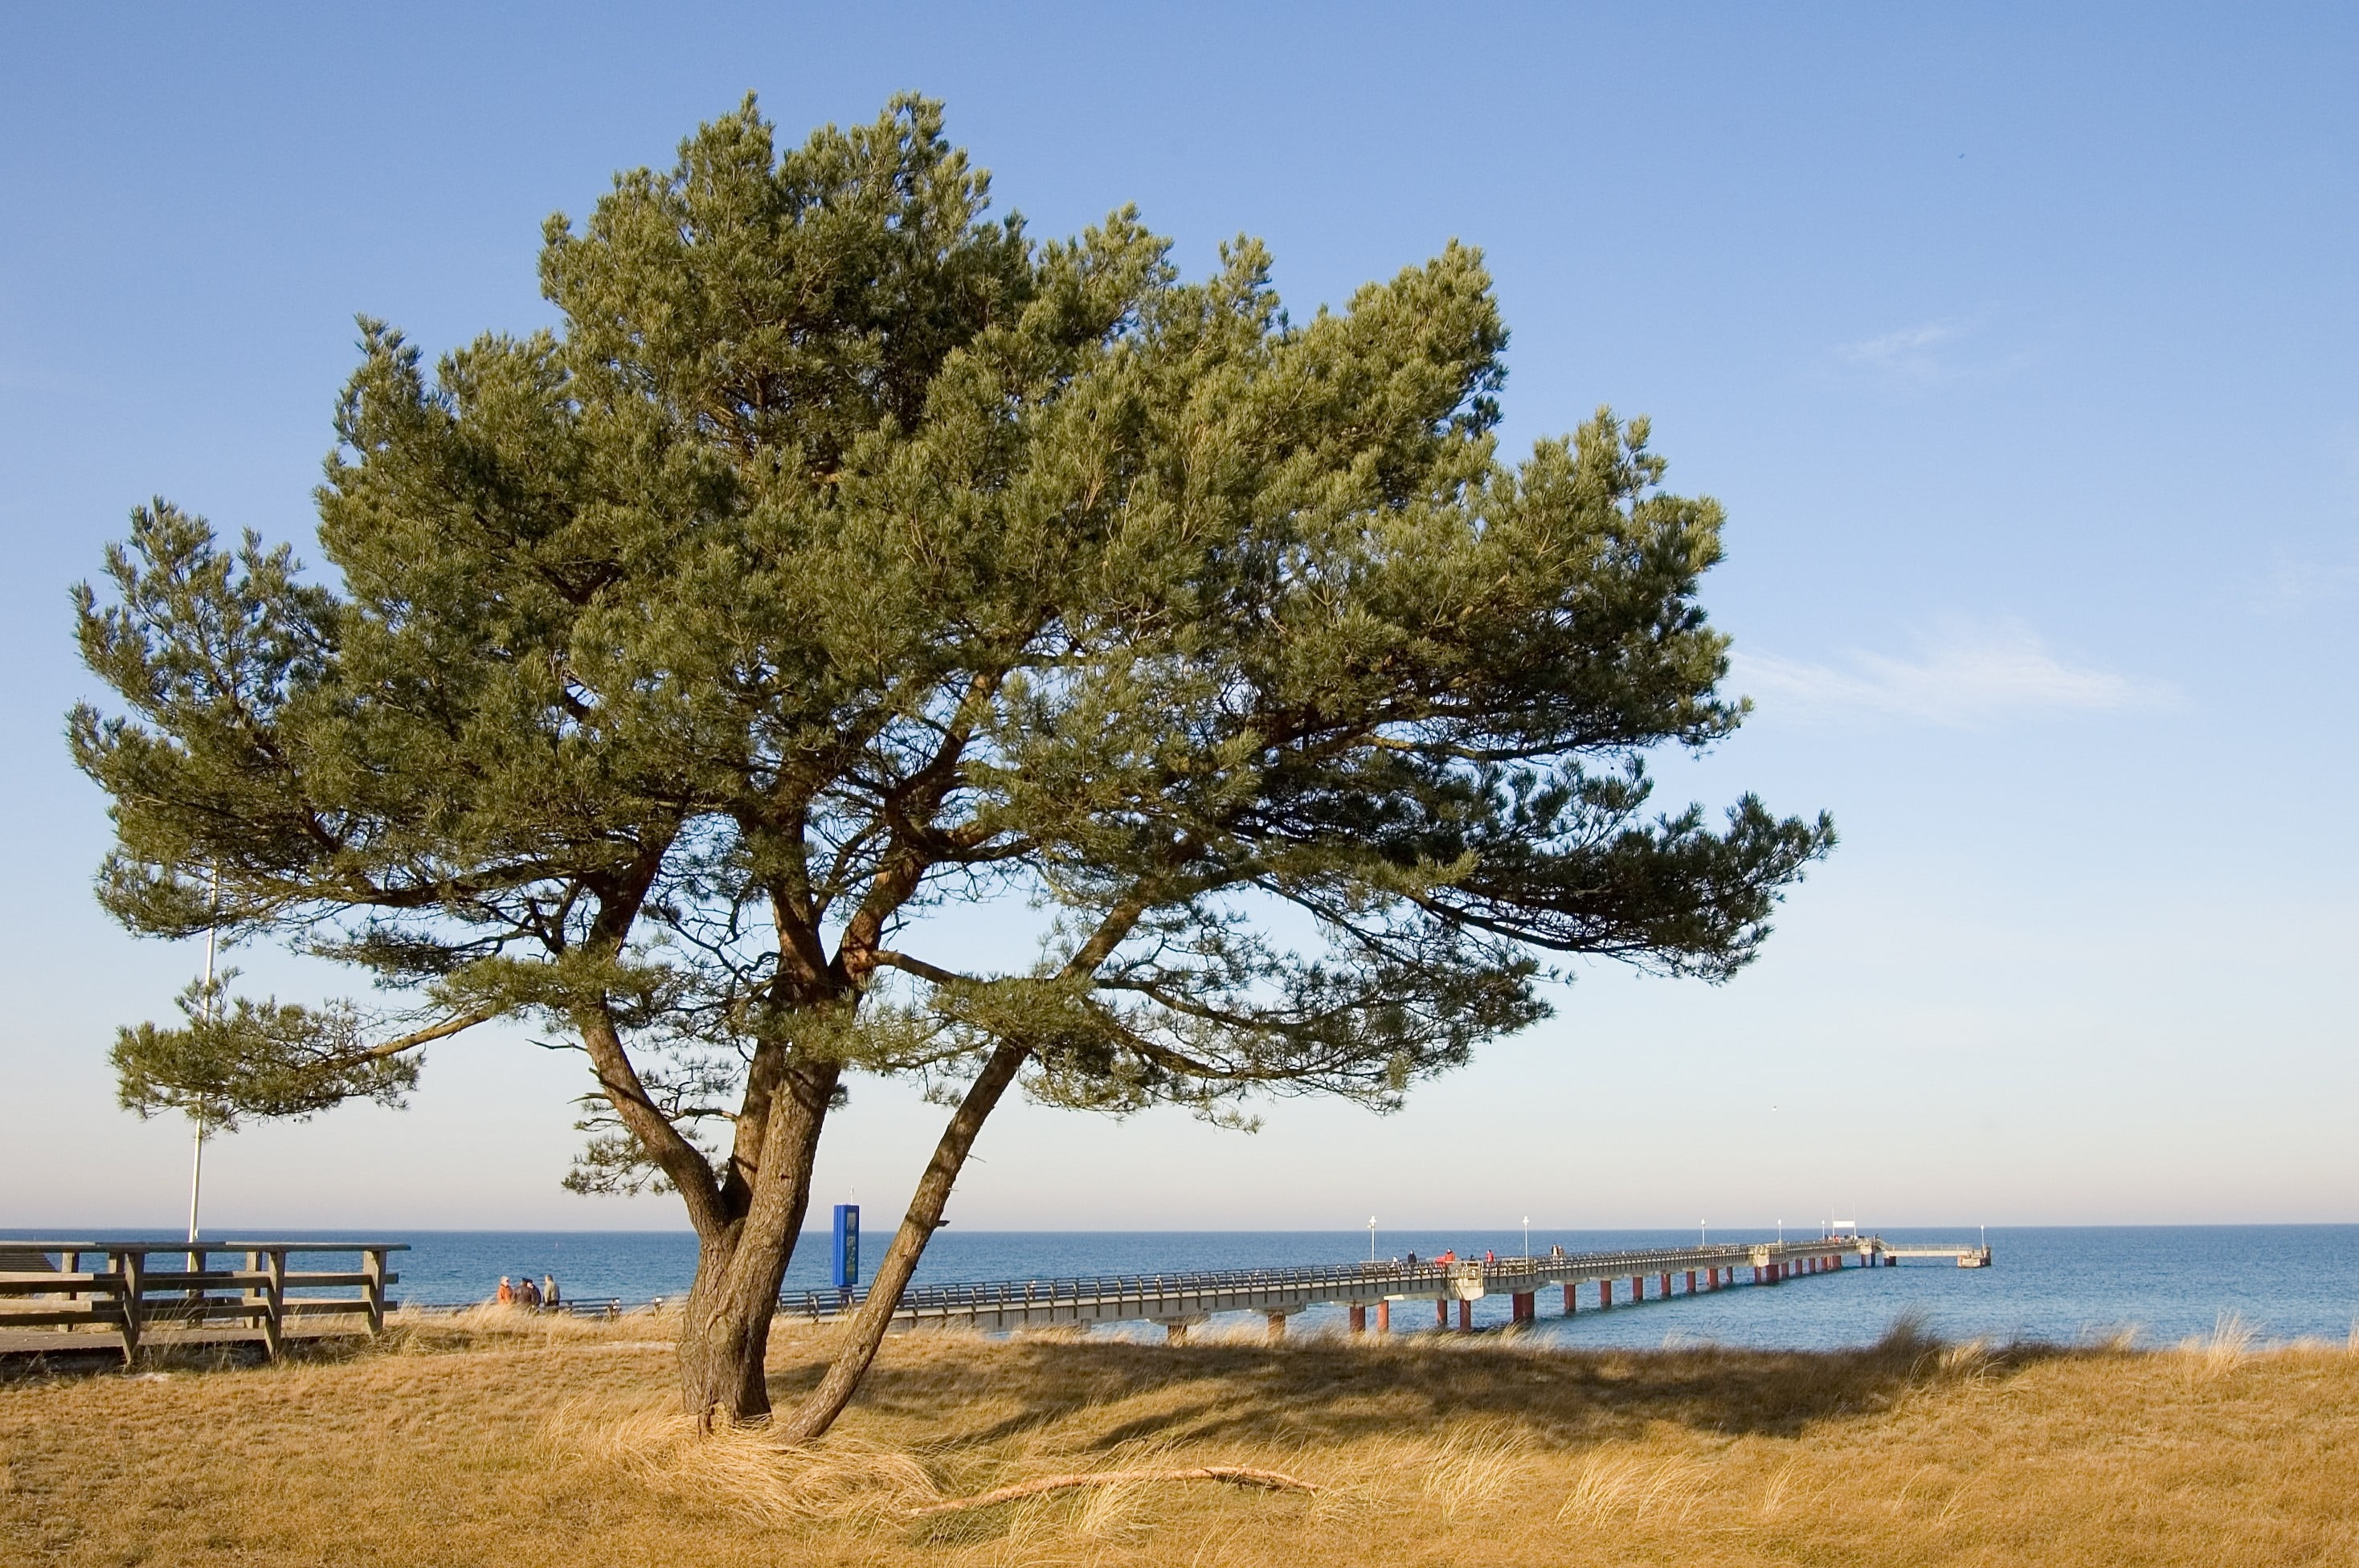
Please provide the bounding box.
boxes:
[187,868,219,1245]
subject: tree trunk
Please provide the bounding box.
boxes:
[771,1039,1028,1444]
[677,1056,840,1426]
[678,1234,777,1423]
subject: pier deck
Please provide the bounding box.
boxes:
[784,1235,1992,1337]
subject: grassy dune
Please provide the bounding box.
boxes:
[4,1309,2357,1565]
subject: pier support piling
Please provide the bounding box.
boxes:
[1457,1299,1473,1332]
[1156,1314,1207,1345]
[1377,1299,1391,1333]
[1349,1304,1368,1334]
[1563,1283,1576,1315]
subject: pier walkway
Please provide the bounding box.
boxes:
[785,1234,1992,1337]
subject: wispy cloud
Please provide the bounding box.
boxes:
[2247,548,2359,612]
[1838,319,1965,377]
[1731,619,2176,727]
[1830,311,2038,391]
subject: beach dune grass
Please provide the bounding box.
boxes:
[4,1310,2357,1564]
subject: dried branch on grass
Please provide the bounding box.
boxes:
[910,1465,1320,1516]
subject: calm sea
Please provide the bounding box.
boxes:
[17,1226,2356,1350]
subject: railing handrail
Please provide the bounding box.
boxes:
[768,1235,1885,1320]
[0,1239,410,1255]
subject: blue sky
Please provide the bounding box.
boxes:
[3,3,2353,1233]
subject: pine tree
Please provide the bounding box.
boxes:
[72,96,1833,1436]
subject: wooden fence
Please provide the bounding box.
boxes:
[0,1240,405,1363]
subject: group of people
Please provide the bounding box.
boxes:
[1396,1246,1557,1268]
[495,1273,562,1310]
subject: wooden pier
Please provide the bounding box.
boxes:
[0,1240,404,1363]
[784,1235,1993,1338]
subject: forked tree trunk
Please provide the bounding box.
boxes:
[680,1231,789,1423]
[770,1038,1029,1444]
[676,1059,838,1426]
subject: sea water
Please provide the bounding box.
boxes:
[22,1226,2357,1350]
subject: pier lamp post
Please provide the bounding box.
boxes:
[1522,1216,1530,1260]
[1368,1217,1377,1264]
[1699,1219,1707,1246]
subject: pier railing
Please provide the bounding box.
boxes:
[777,1236,1915,1325]
[0,1240,405,1362]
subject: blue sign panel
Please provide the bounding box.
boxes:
[832,1203,859,1289]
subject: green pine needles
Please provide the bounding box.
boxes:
[71,94,1833,1435]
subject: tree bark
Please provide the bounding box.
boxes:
[771,1037,1029,1444]
[677,1055,840,1426]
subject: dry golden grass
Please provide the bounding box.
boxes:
[5,1308,2358,1566]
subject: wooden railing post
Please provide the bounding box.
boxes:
[263,1248,287,1362]
[243,1248,261,1346]
[117,1248,144,1366]
[362,1248,386,1336]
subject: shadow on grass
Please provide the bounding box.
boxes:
[767,1318,2072,1451]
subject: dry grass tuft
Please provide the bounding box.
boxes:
[1555,1448,1710,1525]
[1412,1420,1534,1519]
[548,1396,940,1525]
[2181,1311,2261,1381]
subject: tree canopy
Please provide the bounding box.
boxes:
[73,94,1833,1433]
